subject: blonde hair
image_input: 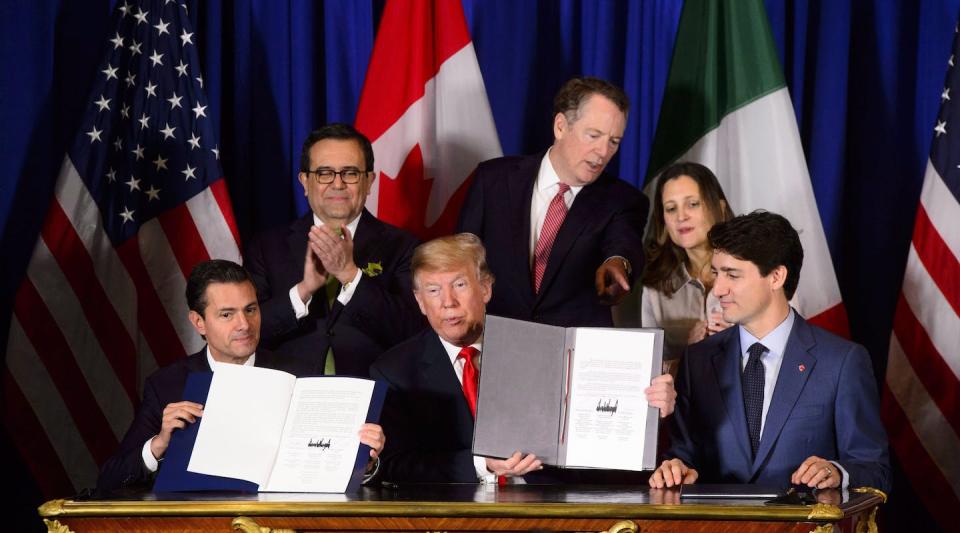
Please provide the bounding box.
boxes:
[411,233,494,288]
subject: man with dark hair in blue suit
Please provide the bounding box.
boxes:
[96,259,385,492]
[650,211,891,493]
[457,77,647,328]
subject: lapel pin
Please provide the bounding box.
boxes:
[798,364,806,373]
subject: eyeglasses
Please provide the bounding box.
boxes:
[303,168,369,184]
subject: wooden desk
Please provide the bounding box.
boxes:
[39,484,884,532]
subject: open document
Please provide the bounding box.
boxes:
[473,315,663,471]
[155,364,384,493]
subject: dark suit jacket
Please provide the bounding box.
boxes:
[96,348,310,493]
[668,315,891,492]
[457,154,648,327]
[245,209,424,376]
[369,329,479,483]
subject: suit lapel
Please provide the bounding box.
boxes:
[536,177,602,300]
[418,333,474,443]
[712,331,753,471]
[751,318,816,475]
[506,157,539,307]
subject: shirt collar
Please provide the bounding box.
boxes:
[205,347,256,371]
[437,334,483,367]
[312,211,362,238]
[537,150,583,195]
[738,308,795,361]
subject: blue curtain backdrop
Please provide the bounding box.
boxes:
[2,0,958,530]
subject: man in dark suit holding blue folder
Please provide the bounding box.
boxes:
[96,259,385,492]
[649,211,890,493]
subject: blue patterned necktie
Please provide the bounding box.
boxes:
[742,342,767,458]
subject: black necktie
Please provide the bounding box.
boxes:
[742,342,767,458]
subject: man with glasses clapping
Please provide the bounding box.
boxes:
[245,123,424,377]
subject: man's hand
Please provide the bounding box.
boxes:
[485,451,542,478]
[705,307,733,335]
[645,373,677,418]
[358,423,385,459]
[687,320,708,344]
[308,225,359,284]
[296,244,327,304]
[595,258,631,305]
[791,455,841,489]
[649,458,698,488]
[150,401,204,461]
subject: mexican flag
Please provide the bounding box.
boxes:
[646,0,848,336]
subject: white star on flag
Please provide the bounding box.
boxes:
[129,40,142,56]
[119,206,135,224]
[149,51,163,67]
[102,64,118,80]
[86,126,102,143]
[180,29,193,45]
[110,32,124,49]
[159,123,176,140]
[182,164,197,180]
[187,133,201,150]
[154,19,170,36]
[138,113,150,129]
[94,95,111,112]
[145,81,157,98]
[133,8,148,25]
[125,175,141,192]
[131,144,144,160]
[167,92,182,109]
[175,60,188,77]
[192,102,206,118]
[152,154,168,171]
[145,185,161,201]
[935,120,947,136]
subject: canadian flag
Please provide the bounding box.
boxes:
[355,0,502,240]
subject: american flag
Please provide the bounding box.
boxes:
[3,0,239,496]
[883,23,960,530]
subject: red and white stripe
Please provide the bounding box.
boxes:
[884,160,960,529]
[355,0,501,240]
[3,156,240,495]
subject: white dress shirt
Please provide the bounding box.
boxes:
[141,349,256,471]
[288,213,363,318]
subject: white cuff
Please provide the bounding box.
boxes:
[336,268,364,305]
[289,285,312,319]
[830,460,850,492]
[142,437,160,472]
[474,455,495,483]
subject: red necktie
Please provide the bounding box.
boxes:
[533,183,570,293]
[460,346,508,487]
[458,346,480,418]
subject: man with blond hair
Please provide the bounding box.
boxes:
[372,233,674,484]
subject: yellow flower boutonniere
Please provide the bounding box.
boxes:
[362,261,383,277]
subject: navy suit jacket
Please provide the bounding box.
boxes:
[668,315,891,492]
[457,153,648,327]
[96,348,310,493]
[245,209,424,376]
[369,329,479,483]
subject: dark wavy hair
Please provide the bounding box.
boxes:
[708,210,804,300]
[641,162,734,296]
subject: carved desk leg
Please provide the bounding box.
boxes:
[232,516,296,533]
[599,519,638,533]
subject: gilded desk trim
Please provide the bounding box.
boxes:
[39,494,881,523]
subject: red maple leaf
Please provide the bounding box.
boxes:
[377,143,474,241]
